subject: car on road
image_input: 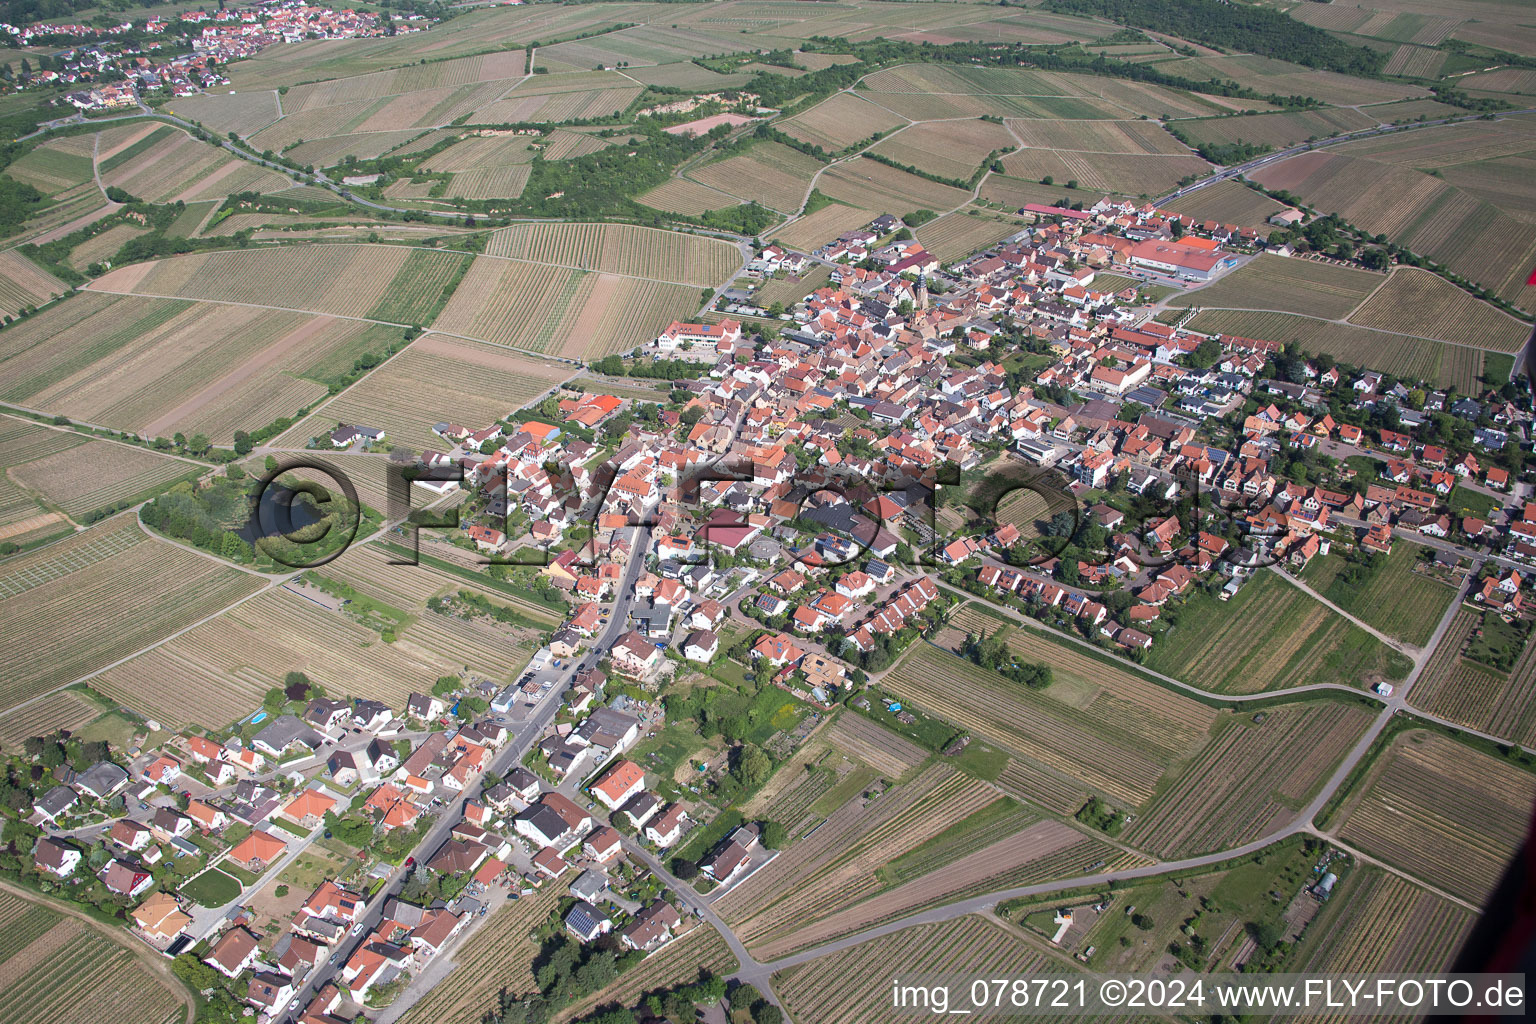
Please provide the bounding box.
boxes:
[404,857,415,869]
[138,801,148,810]
[351,922,365,936]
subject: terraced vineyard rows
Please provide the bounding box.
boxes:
[485,222,738,287]
[1348,268,1530,350]
[8,442,197,520]
[552,926,733,1024]
[1338,731,1536,905]
[1298,868,1474,984]
[0,690,100,751]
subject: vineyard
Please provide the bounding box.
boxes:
[443,167,532,201]
[769,202,874,251]
[1143,571,1411,694]
[366,249,474,325]
[1175,108,1378,149]
[872,118,1016,183]
[485,223,739,288]
[779,93,908,153]
[1348,268,1530,350]
[821,157,972,217]
[551,926,733,1024]
[1163,179,1286,230]
[1302,545,1457,646]
[1187,254,1386,320]
[775,915,1064,1024]
[916,208,1027,262]
[100,126,288,204]
[1337,730,1536,905]
[163,89,282,137]
[5,135,94,195]
[0,519,264,713]
[1125,700,1374,858]
[716,764,1002,955]
[686,141,824,213]
[8,441,198,520]
[1298,867,1474,985]
[0,889,188,1024]
[0,252,65,319]
[0,690,99,751]
[398,881,566,1024]
[884,643,1173,807]
[1409,611,1536,746]
[1183,309,1480,390]
[824,712,927,777]
[276,333,570,452]
[637,177,737,216]
[1006,119,1192,155]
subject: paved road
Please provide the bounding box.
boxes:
[276,526,651,1023]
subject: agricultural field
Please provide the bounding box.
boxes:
[685,140,824,213]
[0,888,189,1024]
[0,251,65,319]
[915,207,1027,263]
[1174,108,1379,150]
[1163,179,1288,231]
[4,134,95,195]
[485,222,740,288]
[97,124,290,204]
[1409,609,1536,748]
[1155,54,1428,106]
[397,881,568,1024]
[1182,309,1482,390]
[980,173,1108,212]
[551,926,734,1024]
[860,63,1227,120]
[0,517,264,714]
[1348,268,1530,350]
[775,915,1077,1024]
[0,291,413,444]
[420,133,538,173]
[432,257,703,359]
[0,689,101,751]
[1144,571,1412,694]
[871,118,1016,183]
[1124,698,1375,858]
[1336,730,1536,905]
[820,157,971,217]
[1252,147,1536,311]
[89,243,467,324]
[273,333,572,453]
[1294,867,1476,978]
[8,440,199,521]
[163,88,282,136]
[777,92,909,154]
[1301,545,1457,647]
[637,177,739,216]
[1186,254,1386,320]
[768,201,875,251]
[887,636,1201,810]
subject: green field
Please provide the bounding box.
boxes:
[180,867,243,906]
[1302,545,1457,646]
[1145,571,1413,693]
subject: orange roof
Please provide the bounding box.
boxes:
[229,830,286,864]
[283,789,336,821]
[472,857,506,886]
[592,759,644,803]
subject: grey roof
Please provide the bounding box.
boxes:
[570,868,608,901]
[74,761,128,797]
[251,714,322,754]
[35,785,78,817]
[564,900,608,938]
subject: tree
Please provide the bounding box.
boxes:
[232,430,252,455]
[730,984,764,1011]
[753,1004,784,1024]
[758,820,787,849]
[671,858,698,880]
[733,745,772,788]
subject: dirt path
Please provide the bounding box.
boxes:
[0,878,197,1024]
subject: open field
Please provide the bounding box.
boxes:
[551,926,733,1024]
[915,207,1027,262]
[163,89,282,137]
[0,689,101,751]
[0,887,188,1024]
[397,880,567,1024]
[1124,698,1375,858]
[768,201,875,251]
[1348,268,1531,350]
[1144,571,1412,694]
[820,157,972,216]
[1253,146,1536,311]
[886,635,1210,809]
[1156,54,1428,107]
[433,257,702,359]
[778,92,909,153]
[98,123,289,204]
[686,140,824,213]
[1337,730,1536,905]
[872,118,1016,183]
[0,516,264,712]
[1174,108,1379,150]
[1301,545,1457,647]
[0,251,65,319]
[5,135,95,195]
[8,440,198,521]
[1296,867,1475,981]
[485,222,739,288]
[1409,609,1536,749]
[1182,308,1482,390]
[775,915,1073,1024]
[860,63,1225,120]
[637,176,739,215]
[273,334,572,452]
[89,243,469,324]
[1186,254,1386,320]
[1163,179,1288,230]
[0,291,412,443]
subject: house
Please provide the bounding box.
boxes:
[564,900,612,943]
[406,692,447,721]
[682,629,719,662]
[74,761,129,800]
[610,630,664,677]
[226,830,287,873]
[110,818,154,851]
[33,785,78,823]
[187,800,228,832]
[584,826,623,863]
[590,760,645,811]
[205,926,261,978]
[619,900,683,952]
[751,632,804,667]
[645,804,687,848]
[250,715,322,758]
[131,892,191,943]
[143,754,181,786]
[303,698,351,732]
[34,837,81,877]
[98,858,154,897]
[247,972,296,1015]
[702,840,752,884]
[281,789,337,829]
